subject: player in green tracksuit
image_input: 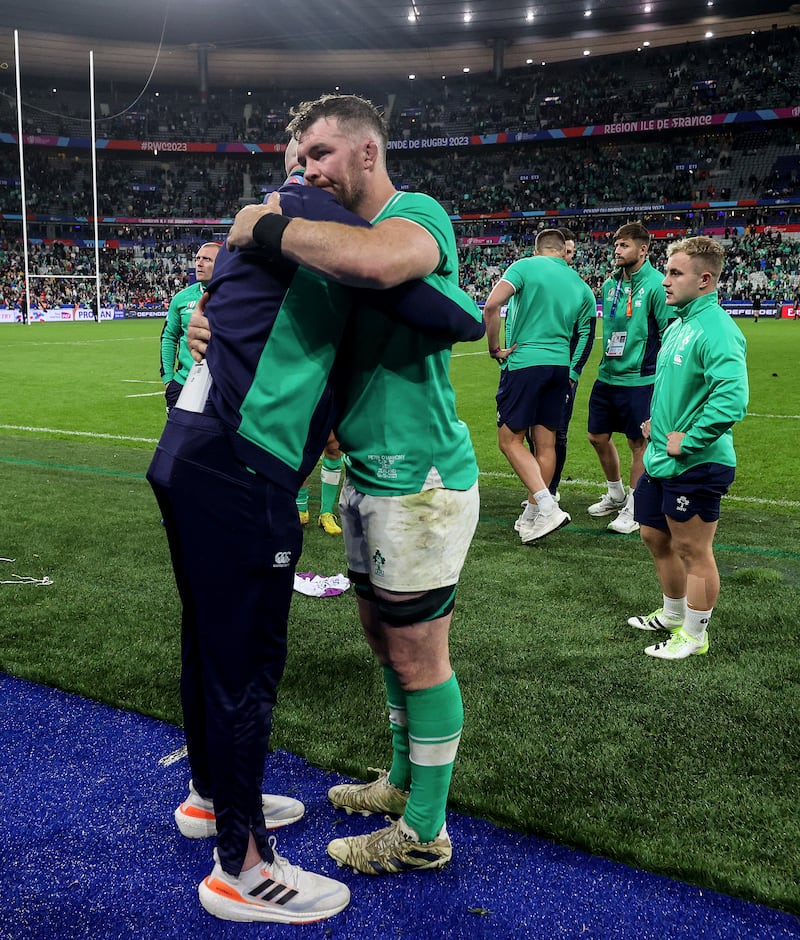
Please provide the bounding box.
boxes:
[595,258,669,387]
[587,222,671,534]
[159,243,219,411]
[629,236,748,660]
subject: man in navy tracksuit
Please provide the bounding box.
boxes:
[147,170,358,924]
[147,147,483,924]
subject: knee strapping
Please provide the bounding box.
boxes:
[348,569,376,602]
[378,585,456,627]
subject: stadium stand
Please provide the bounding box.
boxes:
[1,27,799,314]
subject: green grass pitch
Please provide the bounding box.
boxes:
[0,316,798,912]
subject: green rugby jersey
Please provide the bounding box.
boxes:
[644,292,748,479]
[596,259,670,387]
[160,281,205,386]
[499,255,595,376]
[205,183,368,496]
[335,191,481,497]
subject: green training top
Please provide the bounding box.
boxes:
[499,255,595,379]
[644,292,748,479]
[159,280,205,386]
[335,191,482,497]
[596,259,670,387]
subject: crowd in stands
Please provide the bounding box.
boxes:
[1,26,799,314]
[2,120,800,221]
[0,28,798,220]
[1,225,797,314]
[387,28,800,139]
[1,28,797,145]
[389,124,800,214]
[0,149,282,218]
[0,230,198,311]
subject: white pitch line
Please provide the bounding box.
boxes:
[478,472,800,508]
[746,412,800,419]
[450,360,800,417]
[158,745,188,767]
[126,392,165,399]
[121,379,163,384]
[724,494,800,507]
[0,337,152,348]
[2,425,797,507]
[0,424,159,444]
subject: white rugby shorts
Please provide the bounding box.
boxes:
[339,477,479,592]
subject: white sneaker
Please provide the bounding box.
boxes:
[607,505,640,534]
[587,492,627,517]
[199,841,350,923]
[645,628,709,660]
[514,501,539,532]
[519,507,570,543]
[175,780,305,838]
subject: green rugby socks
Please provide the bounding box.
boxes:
[295,485,309,514]
[382,666,410,791]
[320,455,343,515]
[403,672,463,842]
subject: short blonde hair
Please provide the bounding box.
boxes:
[667,236,724,277]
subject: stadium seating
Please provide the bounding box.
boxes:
[1,27,798,310]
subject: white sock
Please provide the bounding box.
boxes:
[663,594,686,623]
[623,489,634,512]
[608,480,625,500]
[521,499,539,521]
[533,488,556,515]
[684,607,712,640]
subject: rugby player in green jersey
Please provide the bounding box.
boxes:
[227,94,482,876]
[483,228,595,543]
[166,129,481,922]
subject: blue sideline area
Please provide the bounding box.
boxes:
[2,672,798,940]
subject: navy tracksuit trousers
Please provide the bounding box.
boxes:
[147,407,302,875]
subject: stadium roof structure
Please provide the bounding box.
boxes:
[0,0,798,86]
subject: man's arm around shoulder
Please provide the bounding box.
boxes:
[228,198,440,289]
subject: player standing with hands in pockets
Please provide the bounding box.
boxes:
[628,236,748,659]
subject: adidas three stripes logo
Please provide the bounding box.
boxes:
[248,877,299,905]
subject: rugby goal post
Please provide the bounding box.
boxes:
[13,31,103,325]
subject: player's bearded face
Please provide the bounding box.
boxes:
[309,140,366,213]
[614,239,644,272]
[334,148,368,212]
[300,119,367,214]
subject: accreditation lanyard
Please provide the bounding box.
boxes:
[608,277,633,319]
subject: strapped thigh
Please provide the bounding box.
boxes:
[377,584,456,627]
